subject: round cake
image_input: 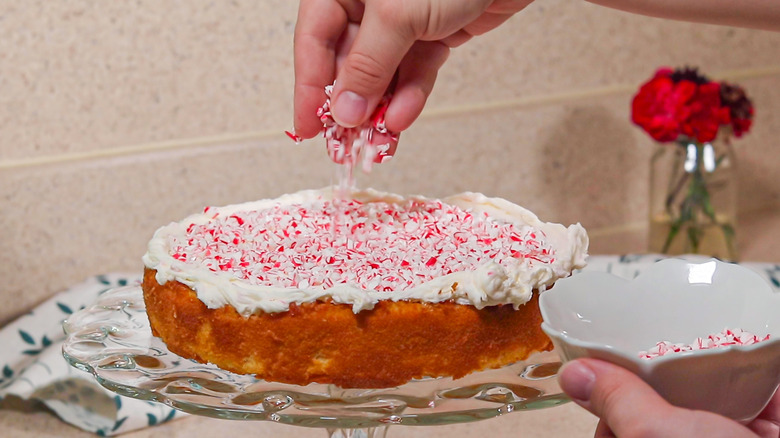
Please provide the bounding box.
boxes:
[142,188,588,388]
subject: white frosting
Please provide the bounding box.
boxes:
[142,188,589,315]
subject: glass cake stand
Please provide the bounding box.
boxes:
[62,285,570,437]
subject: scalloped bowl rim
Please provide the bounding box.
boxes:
[538,258,780,421]
[539,258,780,368]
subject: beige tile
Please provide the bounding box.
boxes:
[0,0,298,161]
[737,207,780,262]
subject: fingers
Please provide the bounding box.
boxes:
[293,0,352,139]
[330,1,421,128]
[748,389,780,438]
[294,0,533,138]
[450,0,535,43]
[384,41,450,133]
[334,23,361,74]
[559,359,756,438]
[594,420,616,438]
[750,419,780,438]
[559,359,674,429]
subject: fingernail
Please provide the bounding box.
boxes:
[332,91,367,127]
[559,361,596,402]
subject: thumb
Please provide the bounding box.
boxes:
[330,2,418,128]
[559,358,756,438]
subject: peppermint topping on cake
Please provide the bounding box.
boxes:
[143,188,589,314]
[169,196,555,293]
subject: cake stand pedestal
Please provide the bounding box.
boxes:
[63,286,570,437]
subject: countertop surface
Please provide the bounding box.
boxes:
[0,403,598,438]
[1,210,777,438]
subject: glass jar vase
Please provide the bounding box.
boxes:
[648,138,738,261]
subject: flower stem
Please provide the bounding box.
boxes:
[660,141,736,258]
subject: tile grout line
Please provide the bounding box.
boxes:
[2,65,779,171]
[0,131,281,171]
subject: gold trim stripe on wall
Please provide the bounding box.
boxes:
[1,66,779,171]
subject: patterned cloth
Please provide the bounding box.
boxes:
[0,256,778,435]
[0,273,180,436]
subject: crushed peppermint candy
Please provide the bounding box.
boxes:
[639,328,771,359]
[170,197,556,292]
[286,83,399,174]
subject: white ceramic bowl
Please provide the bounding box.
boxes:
[540,258,780,423]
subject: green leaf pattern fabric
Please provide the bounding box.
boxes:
[0,273,181,436]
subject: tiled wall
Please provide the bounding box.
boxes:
[2,0,779,325]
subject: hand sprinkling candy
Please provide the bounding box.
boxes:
[287,83,399,174]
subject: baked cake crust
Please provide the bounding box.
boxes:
[143,268,553,388]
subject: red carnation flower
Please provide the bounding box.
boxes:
[732,116,753,138]
[720,82,754,138]
[680,82,731,143]
[631,67,753,144]
[631,75,696,142]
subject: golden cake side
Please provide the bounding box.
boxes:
[143,268,553,388]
